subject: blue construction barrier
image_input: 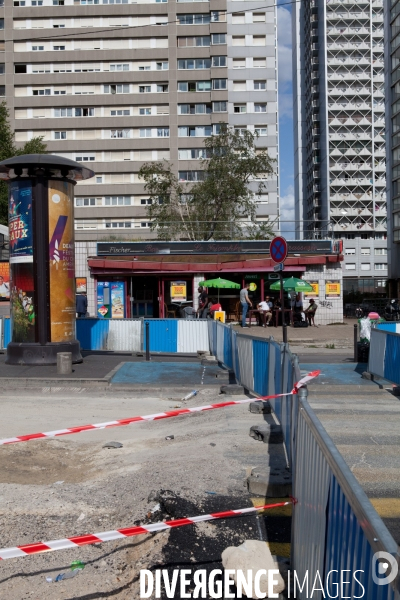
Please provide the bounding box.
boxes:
[3,317,10,348]
[369,327,400,386]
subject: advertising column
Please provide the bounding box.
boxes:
[9,180,36,343]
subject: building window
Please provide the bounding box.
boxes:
[54,131,67,139]
[178,103,211,115]
[234,104,246,114]
[139,107,151,115]
[233,58,246,69]
[140,198,153,205]
[211,34,226,45]
[253,57,267,68]
[374,263,387,270]
[212,79,227,90]
[96,176,103,184]
[104,84,129,94]
[232,36,245,46]
[255,103,267,113]
[360,248,370,255]
[253,13,266,22]
[157,84,168,92]
[110,109,130,116]
[345,248,355,255]
[345,263,356,270]
[139,86,151,93]
[374,232,387,240]
[110,64,129,71]
[177,14,211,25]
[53,46,66,51]
[254,127,267,136]
[345,233,355,239]
[178,81,211,92]
[213,101,227,112]
[178,58,211,70]
[361,263,371,271]
[32,46,45,51]
[253,36,266,46]
[177,36,210,47]
[157,127,169,137]
[374,248,387,255]
[76,155,95,162]
[212,56,226,67]
[111,129,130,138]
[254,80,266,91]
[105,196,131,206]
[33,89,51,95]
[178,171,204,182]
[156,62,169,70]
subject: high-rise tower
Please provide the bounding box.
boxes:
[293,0,387,298]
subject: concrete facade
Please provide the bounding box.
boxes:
[2,0,278,242]
[384,0,400,290]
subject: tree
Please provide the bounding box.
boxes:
[139,126,276,241]
[0,101,47,225]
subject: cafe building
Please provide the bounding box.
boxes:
[75,239,344,325]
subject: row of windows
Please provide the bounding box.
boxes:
[344,247,387,255]
[14,0,166,6]
[76,220,152,230]
[14,12,228,29]
[11,56,269,76]
[345,263,387,270]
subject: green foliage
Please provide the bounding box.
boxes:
[0,101,47,225]
[139,125,276,241]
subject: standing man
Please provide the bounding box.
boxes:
[240,283,252,328]
[76,292,87,318]
[197,286,209,318]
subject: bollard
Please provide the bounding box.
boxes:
[354,323,358,363]
[282,323,288,344]
[57,352,72,375]
[145,321,150,361]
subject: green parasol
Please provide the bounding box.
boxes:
[270,276,314,293]
[198,277,240,302]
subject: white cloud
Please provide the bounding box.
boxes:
[277,7,293,90]
[280,185,295,233]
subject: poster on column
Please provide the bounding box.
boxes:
[111,282,125,318]
[0,262,10,299]
[9,180,36,342]
[48,180,76,342]
[304,280,319,296]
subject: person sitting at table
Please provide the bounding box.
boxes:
[257,295,273,327]
[304,298,318,326]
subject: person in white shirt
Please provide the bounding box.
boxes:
[257,295,273,327]
[0,276,9,299]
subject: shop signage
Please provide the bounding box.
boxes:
[170,281,187,302]
[97,240,336,257]
[325,280,341,298]
[305,280,319,296]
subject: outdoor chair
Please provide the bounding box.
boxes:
[164,303,177,318]
[183,306,196,319]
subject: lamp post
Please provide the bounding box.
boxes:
[0,154,94,365]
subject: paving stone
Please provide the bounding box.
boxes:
[220,384,245,395]
[249,423,283,443]
[249,400,272,414]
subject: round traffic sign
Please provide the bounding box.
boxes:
[270,236,288,264]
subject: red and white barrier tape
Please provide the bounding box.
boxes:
[0,370,320,447]
[0,501,293,560]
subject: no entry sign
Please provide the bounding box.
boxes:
[270,236,288,264]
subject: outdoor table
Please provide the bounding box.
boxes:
[273,308,293,327]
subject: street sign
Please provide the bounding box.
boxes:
[274,263,284,272]
[270,236,288,264]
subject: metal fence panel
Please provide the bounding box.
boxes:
[216,321,225,363]
[223,326,233,369]
[145,319,178,352]
[369,328,387,379]
[76,318,109,350]
[325,475,395,600]
[231,329,240,382]
[384,333,400,386]
[236,335,254,392]
[252,338,269,396]
[291,410,331,600]
[107,319,142,352]
[3,317,10,348]
[177,320,209,353]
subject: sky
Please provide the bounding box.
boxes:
[276,1,295,235]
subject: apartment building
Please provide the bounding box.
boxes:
[2,0,278,243]
[384,0,400,295]
[293,0,387,300]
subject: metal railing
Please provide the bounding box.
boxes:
[210,320,400,599]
